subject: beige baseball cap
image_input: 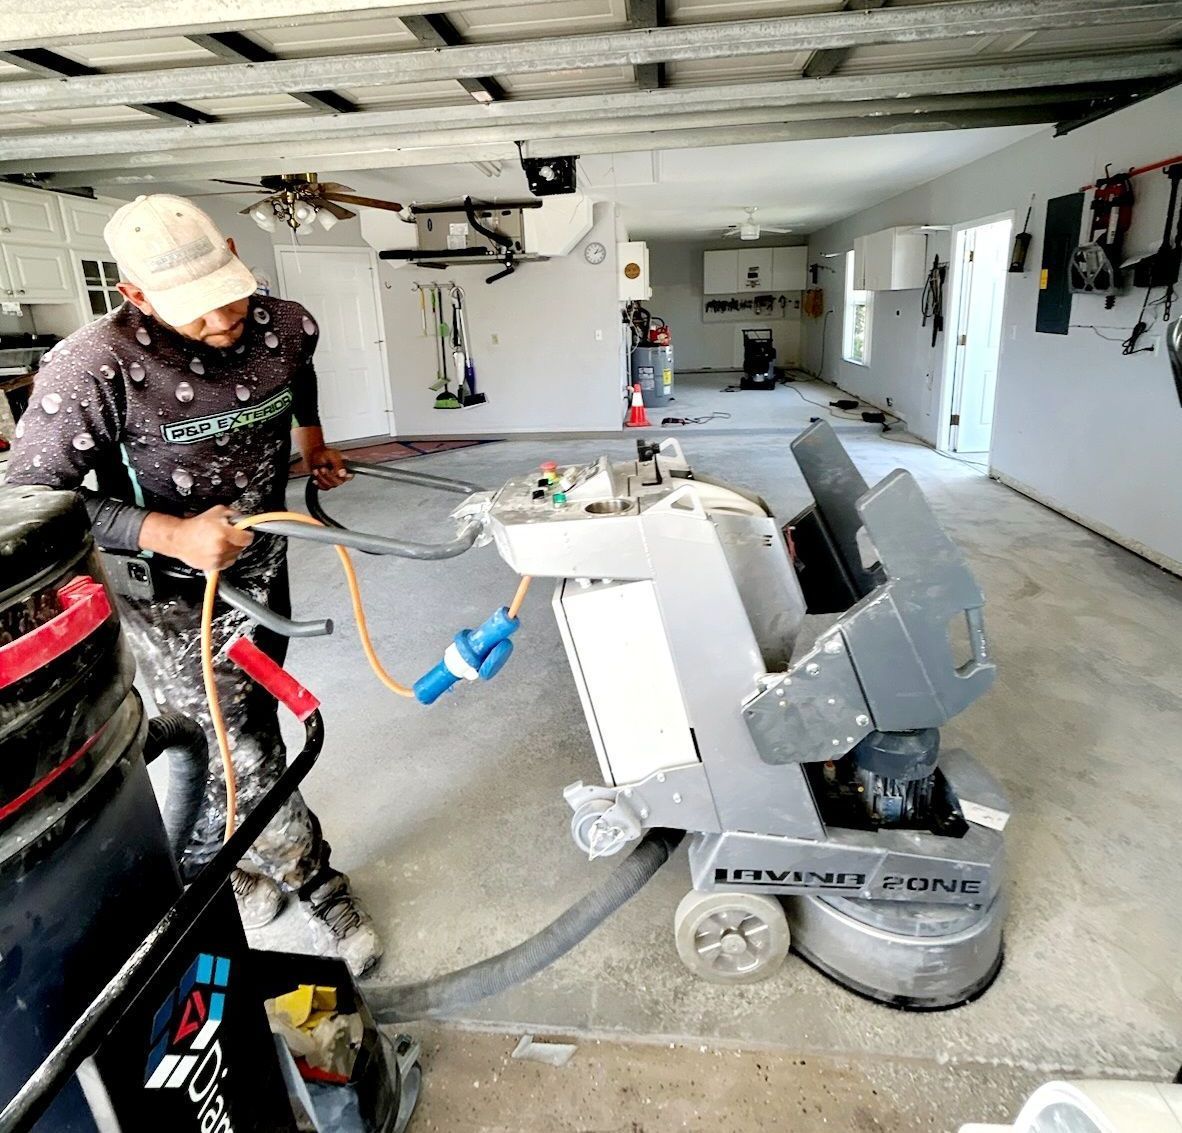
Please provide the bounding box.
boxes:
[103,194,258,327]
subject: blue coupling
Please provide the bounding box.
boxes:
[414,606,521,704]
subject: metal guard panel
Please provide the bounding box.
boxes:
[744,628,873,765]
[846,468,996,729]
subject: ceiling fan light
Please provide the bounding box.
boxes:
[293,201,316,224]
[250,202,276,231]
[740,223,760,241]
[318,210,339,231]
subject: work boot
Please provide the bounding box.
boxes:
[301,873,384,977]
[232,867,286,930]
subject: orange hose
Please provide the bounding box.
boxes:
[508,575,532,620]
[200,511,529,842]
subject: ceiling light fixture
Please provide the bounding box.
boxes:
[317,209,339,231]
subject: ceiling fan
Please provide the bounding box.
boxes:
[194,173,408,233]
[722,207,792,242]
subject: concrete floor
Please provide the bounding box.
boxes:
[249,396,1182,1130]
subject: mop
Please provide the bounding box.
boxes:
[428,283,460,409]
[451,286,486,407]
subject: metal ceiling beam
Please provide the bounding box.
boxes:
[1055,74,1182,134]
[626,0,666,91]
[14,92,1096,180]
[399,14,506,102]
[0,47,216,126]
[802,0,886,80]
[0,0,560,52]
[39,103,1094,189]
[2,0,1178,115]
[186,32,358,114]
[4,52,1176,169]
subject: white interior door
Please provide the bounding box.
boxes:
[274,247,391,443]
[949,219,1011,454]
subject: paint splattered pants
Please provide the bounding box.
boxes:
[119,540,332,892]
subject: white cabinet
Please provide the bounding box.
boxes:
[771,246,808,291]
[0,184,67,245]
[618,240,651,301]
[60,196,118,249]
[706,246,806,293]
[703,249,738,294]
[1,244,76,302]
[852,226,926,291]
[734,247,772,290]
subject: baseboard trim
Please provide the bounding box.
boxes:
[993,470,1182,578]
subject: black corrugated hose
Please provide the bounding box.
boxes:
[366,830,683,1022]
[142,713,208,865]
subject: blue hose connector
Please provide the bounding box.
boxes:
[414,606,521,704]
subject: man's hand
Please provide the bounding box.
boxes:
[140,505,253,572]
[307,445,352,492]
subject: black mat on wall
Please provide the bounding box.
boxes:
[1036,191,1084,335]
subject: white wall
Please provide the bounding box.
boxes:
[207,199,625,436]
[648,237,807,371]
[804,86,1182,572]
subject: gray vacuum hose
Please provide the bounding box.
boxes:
[143,714,208,864]
[366,830,683,1023]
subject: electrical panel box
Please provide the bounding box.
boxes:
[618,240,651,301]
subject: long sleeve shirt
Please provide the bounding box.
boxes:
[7,296,320,568]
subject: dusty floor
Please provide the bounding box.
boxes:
[246,387,1182,1130]
[396,1022,1045,1132]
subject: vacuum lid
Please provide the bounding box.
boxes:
[0,485,92,600]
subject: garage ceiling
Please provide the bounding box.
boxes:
[0,0,1178,234]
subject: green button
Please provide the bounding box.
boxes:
[552,492,568,506]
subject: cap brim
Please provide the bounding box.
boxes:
[144,256,258,328]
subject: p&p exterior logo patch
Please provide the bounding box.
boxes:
[161,387,293,445]
[144,952,230,1091]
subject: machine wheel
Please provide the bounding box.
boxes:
[570,799,626,857]
[673,890,790,984]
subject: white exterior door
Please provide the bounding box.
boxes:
[949,218,1011,454]
[274,247,391,443]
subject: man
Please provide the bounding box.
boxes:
[7,194,382,976]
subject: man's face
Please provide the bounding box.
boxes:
[167,299,251,347]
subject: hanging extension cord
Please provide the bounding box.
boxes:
[201,510,531,842]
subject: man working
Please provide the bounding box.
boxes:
[7,194,382,976]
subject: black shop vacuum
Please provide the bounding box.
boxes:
[0,484,418,1133]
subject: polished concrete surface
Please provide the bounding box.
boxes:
[249,397,1182,1128]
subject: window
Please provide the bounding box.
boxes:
[842,250,872,366]
[79,258,122,319]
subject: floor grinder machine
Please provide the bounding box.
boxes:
[304,420,1009,1009]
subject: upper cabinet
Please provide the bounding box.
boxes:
[1,244,75,303]
[704,246,807,294]
[0,186,67,246]
[60,196,118,250]
[851,227,927,291]
[771,246,808,291]
[703,249,738,294]
[0,185,120,306]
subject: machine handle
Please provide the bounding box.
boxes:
[0,576,111,690]
[299,459,485,559]
[227,637,320,720]
[218,581,333,639]
[0,708,326,1133]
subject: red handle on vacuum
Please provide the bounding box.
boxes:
[227,636,321,720]
[0,576,112,690]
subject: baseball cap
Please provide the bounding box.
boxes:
[103,194,258,327]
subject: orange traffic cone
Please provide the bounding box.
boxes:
[625,383,652,428]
